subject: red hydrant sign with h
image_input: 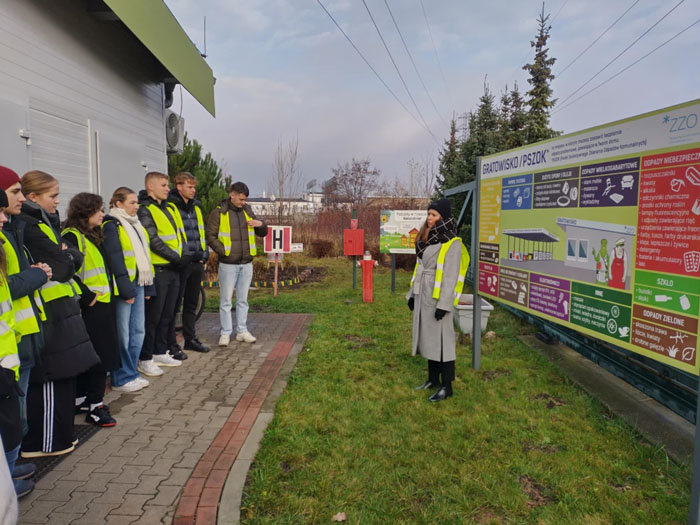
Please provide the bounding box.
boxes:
[264,226,292,253]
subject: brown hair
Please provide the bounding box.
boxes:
[110,186,136,208]
[144,171,168,187]
[21,170,58,197]
[174,172,197,185]
[416,220,430,243]
[64,193,104,245]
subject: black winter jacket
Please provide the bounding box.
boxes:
[101,216,156,299]
[137,190,191,270]
[167,189,209,263]
[17,204,99,383]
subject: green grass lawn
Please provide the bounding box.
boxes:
[209,257,691,524]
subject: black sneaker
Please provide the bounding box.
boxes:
[74,398,89,415]
[76,399,109,415]
[184,338,210,353]
[169,346,188,360]
[86,405,117,427]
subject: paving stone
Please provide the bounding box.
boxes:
[109,493,153,515]
[127,474,169,495]
[175,452,203,469]
[161,467,193,487]
[61,461,102,481]
[148,483,184,506]
[54,490,101,514]
[39,480,87,501]
[90,482,136,504]
[17,499,67,523]
[74,471,121,492]
[42,511,85,524]
[106,514,139,524]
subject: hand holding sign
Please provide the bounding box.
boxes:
[247,219,263,227]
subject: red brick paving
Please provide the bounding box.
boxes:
[172,313,307,523]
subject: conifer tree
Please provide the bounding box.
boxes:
[436,118,462,195]
[522,3,559,143]
[168,133,231,215]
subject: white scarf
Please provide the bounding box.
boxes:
[109,207,154,287]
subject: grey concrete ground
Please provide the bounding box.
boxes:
[17,312,309,525]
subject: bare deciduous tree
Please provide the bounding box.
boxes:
[271,135,302,218]
[330,158,381,207]
[407,155,437,198]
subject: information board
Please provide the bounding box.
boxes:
[478,99,700,374]
[380,210,426,254]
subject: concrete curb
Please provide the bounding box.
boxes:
[520,335,695,463]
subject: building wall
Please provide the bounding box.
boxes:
[0,0,167,214]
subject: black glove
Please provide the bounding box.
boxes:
[177,253,192,269]
[435,308,448,320]
[408,297,414,311]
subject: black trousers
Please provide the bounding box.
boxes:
[168,261,204,344]
[76,364,106,405]
[428,360,455,395]
[23,377,75,454]
[141,266,181,360]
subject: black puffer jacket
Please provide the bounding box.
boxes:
[137,190,191,270]
[205,199,267,265]
[17,203,99,383]
[167,188,209,263]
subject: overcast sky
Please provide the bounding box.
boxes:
[166,0,700,197]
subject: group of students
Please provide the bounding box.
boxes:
[0,166,267,504]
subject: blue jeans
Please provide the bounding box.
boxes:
[219,262,253,336]
[111,286,145,386]
[5,445,19,479]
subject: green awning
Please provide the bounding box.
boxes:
[104,0,215,116]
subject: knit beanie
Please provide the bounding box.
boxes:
[428,198,452,221]
[0,166,21,191]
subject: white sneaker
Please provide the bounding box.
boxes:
[138,360,164,376]
[153,352,182,367]
[134,377,150,388]
[236,331,257,343]
[218,334,230,346]
[111,378,144,392]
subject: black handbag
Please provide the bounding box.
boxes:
[0,367,23,452]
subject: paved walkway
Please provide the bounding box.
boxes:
[18,312,311,525]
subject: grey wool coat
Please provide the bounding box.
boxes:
[406,241,462,362]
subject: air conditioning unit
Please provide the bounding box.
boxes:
[165,109,185,155]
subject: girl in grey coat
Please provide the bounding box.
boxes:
[407,198,467,402]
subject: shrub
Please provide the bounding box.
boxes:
[310,240,334,258]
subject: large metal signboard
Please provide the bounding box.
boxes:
[477,99,700,375]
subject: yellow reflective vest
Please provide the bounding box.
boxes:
[0,231,43,341]
[0,274,20,380]
[411,237,470,307]
[218,207,256,257]
[103,220,153,296]
[62,228,111,303]
[146,203,183,265]
[37,223,80,303]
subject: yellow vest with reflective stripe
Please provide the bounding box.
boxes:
[103,220,154,296]
[146,203,183,265]
[37,223,79,303]
[218,207,256,257]
[62,228,111,303]
[0,231,43,340]
[194,205,207,252]
[410,237,470,307]
[0,276,19,380]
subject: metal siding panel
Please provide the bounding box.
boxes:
[29,108,90,216]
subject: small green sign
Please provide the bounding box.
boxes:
[570,294,632,342]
